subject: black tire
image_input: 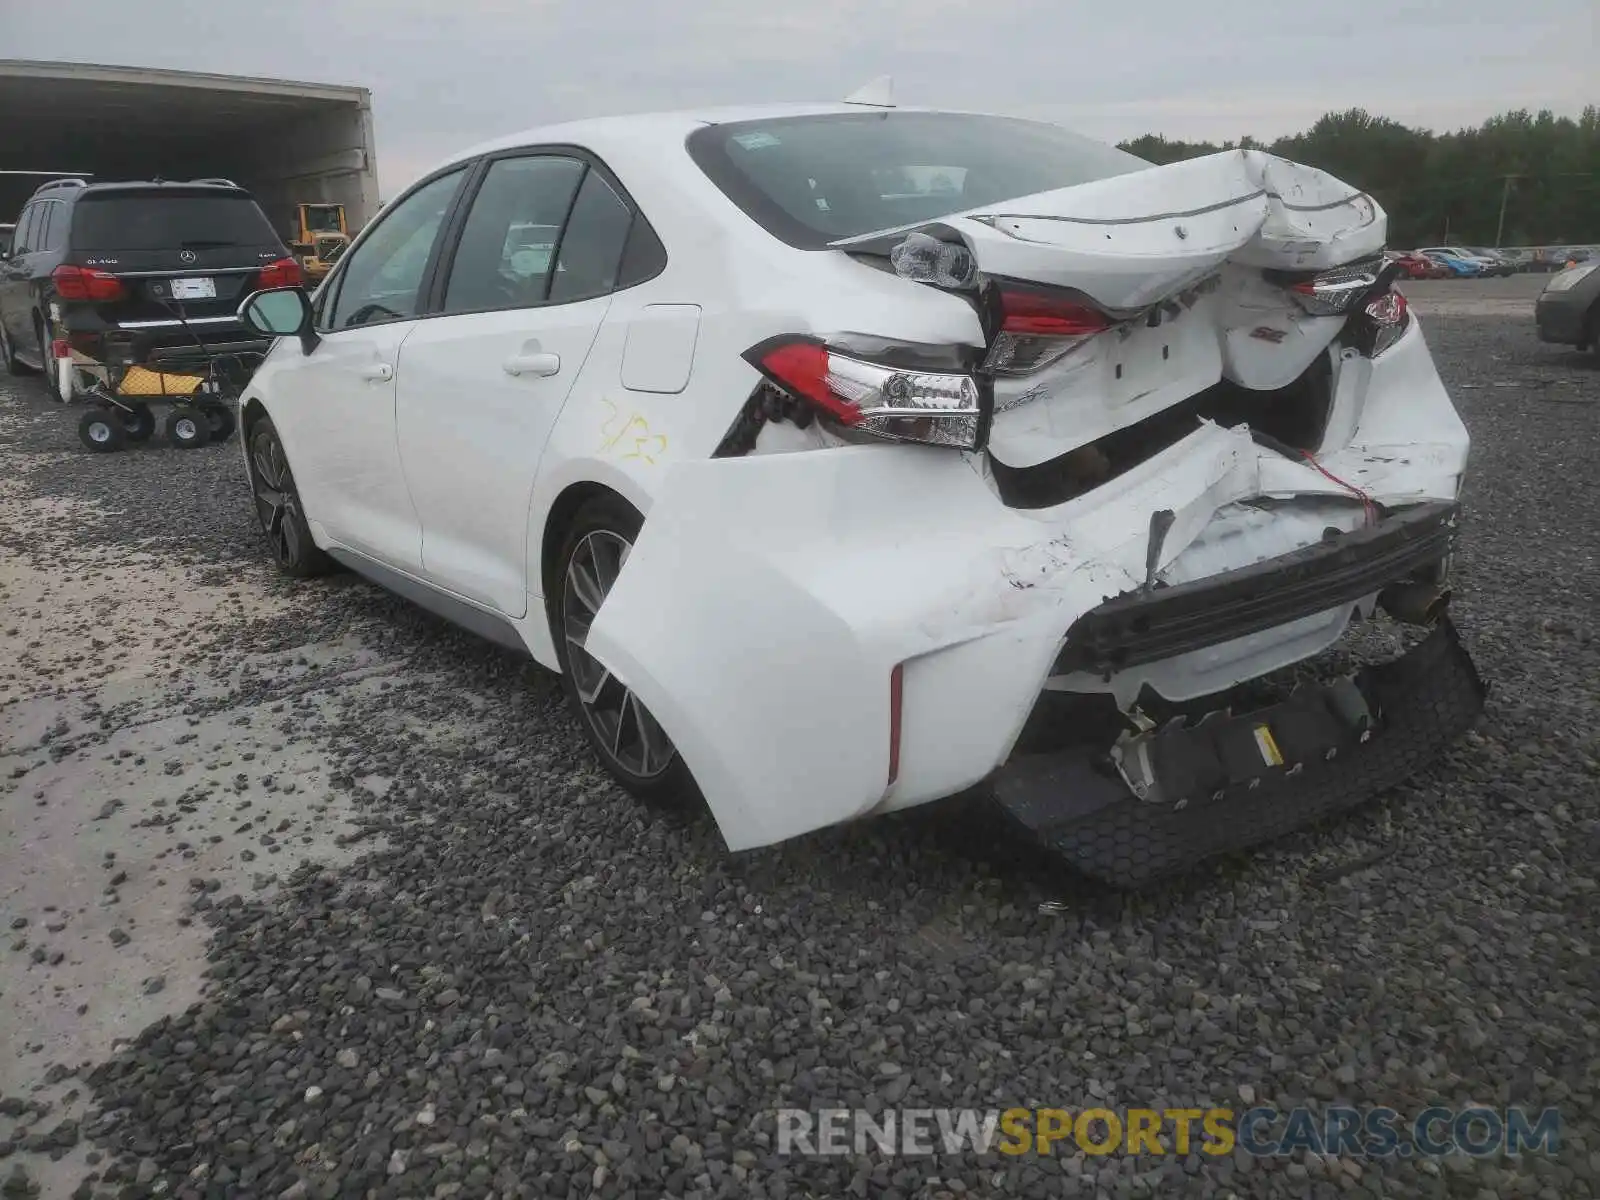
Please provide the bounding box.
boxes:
[117,402,156,442]
[246,415,334,577]
[197,401,237,443]
[166,407,211,449]
[550,495,698,806]
[78,408,125,453]
[36,319,64,402]
[0,318,35,376]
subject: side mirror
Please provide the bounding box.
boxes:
[239,287,319,355]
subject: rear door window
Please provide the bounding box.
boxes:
[69,193,280,251]
[442,155,585,313]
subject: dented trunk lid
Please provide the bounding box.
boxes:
[834,150,1386,469]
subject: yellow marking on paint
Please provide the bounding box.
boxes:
[1253,725,1284,768]
[598,399,668,464]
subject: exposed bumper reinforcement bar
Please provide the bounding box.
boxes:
[1053,500,1460,676]
[997,618,1485,887]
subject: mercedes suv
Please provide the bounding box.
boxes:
[0,178,300,401]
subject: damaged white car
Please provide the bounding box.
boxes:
[236,99,1484,885]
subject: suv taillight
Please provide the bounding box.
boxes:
[257,257,304,289]
[52,265,123,302]
[746,336,985,450]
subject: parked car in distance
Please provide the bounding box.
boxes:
[1419,249,1484,277]
[0,177,300,402]
[232,104,1480,885]
[1535,259,1600,356]
[1460,247,1519,277]
[0,223,13,258]
[1388,250,1450,280]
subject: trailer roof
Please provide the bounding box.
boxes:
[0,60,369,177]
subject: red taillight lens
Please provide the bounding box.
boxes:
[757,340,861,425]
[747,337,984,450]
[257,257,304,289]
[52,265,123,302]
[998,287,1113,336]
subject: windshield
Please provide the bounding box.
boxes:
[305,205,344,233]
[687,111,1148,249]
[70,192,280,252]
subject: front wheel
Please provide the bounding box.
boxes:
[246,416,334,577]
[78,408,125,453]
[551,496,697,806]
[0,319,35,376]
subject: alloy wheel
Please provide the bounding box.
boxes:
[561,529,675,778]
[251,432,304,567]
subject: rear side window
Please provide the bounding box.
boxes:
[548,170,632,303]
[69,192,280,252]
[687,112,1148,248]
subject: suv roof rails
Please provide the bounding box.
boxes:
[190,177,239,188]
[31,177,90,196]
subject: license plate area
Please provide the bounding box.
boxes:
[169,277,217,301]
[1106,315,1192,408]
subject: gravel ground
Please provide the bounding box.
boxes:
[1,301,1596,1200]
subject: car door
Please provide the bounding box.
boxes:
[0,203,39,351]
[272,166,469,573]
[394,152,638,617]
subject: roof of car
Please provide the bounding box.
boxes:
[427,102,983,179]
[30,178,250,200]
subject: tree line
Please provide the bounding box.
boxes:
[1117,106,1600,249]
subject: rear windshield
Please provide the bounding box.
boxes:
[687,112,1148,248]
[69,192,280,252]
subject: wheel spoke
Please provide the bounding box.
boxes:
[567,556,605,617]
[632,695,671,775]
[561,525,675,780]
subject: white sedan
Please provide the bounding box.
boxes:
[236,99,1484,885]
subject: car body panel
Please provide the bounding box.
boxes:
[586,316,1467,850]
[1534,262,1600,348]
[261,323,424,571]
[396,294,614,617]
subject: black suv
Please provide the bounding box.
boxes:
[0,178,300,400]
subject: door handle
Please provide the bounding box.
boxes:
[502,351,561,378]
[359,363,394,382]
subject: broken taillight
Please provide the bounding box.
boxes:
[51,265,123,302]
[1358,288,1410,357]
[745,336,984,450]
[985,282,1114,377]
[256,257,305,289]
[1279,256,1384,317]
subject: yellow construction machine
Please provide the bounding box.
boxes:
[287,202,351,283]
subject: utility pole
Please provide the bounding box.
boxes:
[1495,175,1519,249]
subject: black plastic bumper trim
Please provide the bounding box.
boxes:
[996,617,1485,887]
[1053,500,1459,676]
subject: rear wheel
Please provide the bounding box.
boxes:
[551,496,696,805]
[166,408,210,449]
[246,415,334,577]
[198,401,237,443]
[117,402,155,442]
[78,408,125,453]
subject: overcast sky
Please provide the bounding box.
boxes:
[5,0,1595,196]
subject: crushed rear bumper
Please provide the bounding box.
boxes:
[994,618,1485,886]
